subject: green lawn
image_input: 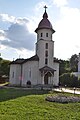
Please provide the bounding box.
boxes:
[0,88,80,120]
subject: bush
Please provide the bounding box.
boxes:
[59,73,79,87]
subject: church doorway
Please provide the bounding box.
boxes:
[44,72,52,84]
[44,73,48,84]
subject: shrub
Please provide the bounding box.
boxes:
[59,73,79,87]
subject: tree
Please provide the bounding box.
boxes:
[59,73,79,87]
[0,58,10,76]
[54,57,70,76]
[59,59,70,76]
[69,54,78,72]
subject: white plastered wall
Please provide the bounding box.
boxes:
[22,61,41,86]
[53,62,59,86]
[36,39,54,69]
[9,64,21,85]
[37,29,53,41]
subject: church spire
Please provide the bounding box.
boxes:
[35,5,55,33]
[43,5,48,19]
[44,5,47,12]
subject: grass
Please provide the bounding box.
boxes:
[0,88,80,120]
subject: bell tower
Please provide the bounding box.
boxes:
[35,6,55,69]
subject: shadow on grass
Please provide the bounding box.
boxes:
[0,87,49,102]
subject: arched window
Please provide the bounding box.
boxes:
[45,43,48,49]
[29,68,31,78]
[41,33,43,37]
[45,58,48,65]
[46,33,48,37]
[12,72,14,78]
[45,50,48,57]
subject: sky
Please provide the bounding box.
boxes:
[0,0,80,61]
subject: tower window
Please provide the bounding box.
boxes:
[45,58,48,65]
[45,50,48,57]
[46,33,48,37]
[41,33,43,37]
[45,43,48,49]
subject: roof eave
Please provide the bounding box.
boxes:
[35,27,55,33]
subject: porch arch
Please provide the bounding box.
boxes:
[44,71,52,84]
[39,66,56,85]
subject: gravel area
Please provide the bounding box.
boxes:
[46,95,80,103]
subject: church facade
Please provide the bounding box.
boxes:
[9,7,59,87]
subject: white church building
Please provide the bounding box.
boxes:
[9,7,59,87]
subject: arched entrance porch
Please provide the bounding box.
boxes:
[44,72,52,84]
[39,66,56,85]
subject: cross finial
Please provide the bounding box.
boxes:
[44,5,47,12]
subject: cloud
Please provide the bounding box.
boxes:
[34,1,52,19]
[0,13,30,25]
[0,44,6,50]
[0,13,37,60]
[0,14,36,51]
[0,14,15,23]
[0,30,5,37]
[1,1,80,60]
[35,1,46,11]
[16,18,29,25]
[1,23,36,50]
[0,30,6,40]
[15,49,35,59]
[53,4,80,59]
[53,0,68,7]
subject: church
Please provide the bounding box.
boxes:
[9,6,59,87]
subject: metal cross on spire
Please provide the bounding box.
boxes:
[44,5,47,12]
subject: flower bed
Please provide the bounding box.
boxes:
[46,95,80,103]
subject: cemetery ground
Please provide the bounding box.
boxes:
[0,88,80,120]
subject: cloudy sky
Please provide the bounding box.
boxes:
[0,0,80,60]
